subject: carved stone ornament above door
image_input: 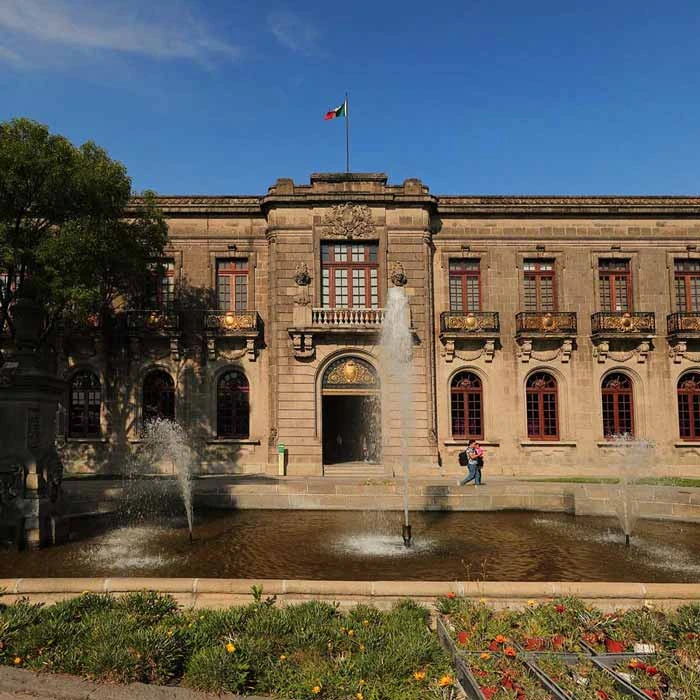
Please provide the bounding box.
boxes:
[321,203,374,239]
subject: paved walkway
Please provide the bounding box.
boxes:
[0,666,269,700]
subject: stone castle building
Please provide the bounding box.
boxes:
[55,173,700,479]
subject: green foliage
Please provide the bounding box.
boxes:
[0,117,167,338]
[116,591,179,625]
[183,645,249,694]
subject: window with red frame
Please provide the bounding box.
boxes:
[450,371,483,439]
[678,372,700,440]
[145,260,175,310]
[217,370,250,438]
[321,243,378,308]
[217,259,248,312]
[674,260,700,312]
[602,372,634,438]
[523,259,556,312]
[526,372,559,440]
[598,259,632,312]
[449,260,481,312]
[68,370,101,438]
[143,370,175,425]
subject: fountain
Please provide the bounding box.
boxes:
[379,282,414,547]
[609,433,654,546]
[140,418,195,541]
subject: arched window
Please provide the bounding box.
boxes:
[450,372,483,439]
[68,371,101,438]
[143,370,175,425]
[602,372,634,438]
[678,372,700,440]
[526,372,559,440]
[217,370,249,438]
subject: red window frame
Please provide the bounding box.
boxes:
[674,260,700,313]
[602,373,634,438]
[678,372,700,441]
[449,260,481,312]
[321,243,379,308]
[146,260,175,310]
[526,372,559,440]
[450,371,484,439]
[598,259,632,313]
[523,259,557,312]
[68,371,101,438]
[217,370,250,438]
[217,259,249,312]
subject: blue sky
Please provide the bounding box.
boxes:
[1,0,699,195]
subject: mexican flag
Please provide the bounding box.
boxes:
[324,100,347,120]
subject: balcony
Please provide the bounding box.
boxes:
[439,311,499,363]
[126,309,180,359]
[56,314,103,359]
[590,312,655,364]
[667,312,700,362]
[591,311,655,337]
[515,311,577,337]
[205,310,262,361]
[311,307,385,327]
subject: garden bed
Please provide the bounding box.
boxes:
[0,591,456,699]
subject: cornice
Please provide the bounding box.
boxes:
[128,195,263,216]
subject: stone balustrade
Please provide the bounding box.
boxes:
[311,307,385,326]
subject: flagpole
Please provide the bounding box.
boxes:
[345,92,350,173]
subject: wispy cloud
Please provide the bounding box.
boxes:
[267,11,320,55]
[0,0,240,66]
[0,44,21,65]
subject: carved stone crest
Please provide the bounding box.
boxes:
[321,203,374,240]
[294,262,311,286]
[390,261,408,287]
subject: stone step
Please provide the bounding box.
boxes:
[323,463,386,478]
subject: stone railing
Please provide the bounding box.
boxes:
[440,311,500,334]
[126,309,179,333]
[311,307,385,327]
[205,310,261,334]
[667,312,700,336]
[515,311,577,335]
[591,311,655,336]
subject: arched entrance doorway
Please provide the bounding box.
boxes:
[322,356,381,465]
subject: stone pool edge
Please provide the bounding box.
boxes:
[1,579,698,611]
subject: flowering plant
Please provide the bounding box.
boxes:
[511,598,590,653]
[533,654,627,700]
[442,599,515,652]
[464,653,554,699]
[580,607,667,654]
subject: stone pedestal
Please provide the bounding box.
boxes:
[0,299,66,549]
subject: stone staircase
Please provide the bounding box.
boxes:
[323,461,387,478]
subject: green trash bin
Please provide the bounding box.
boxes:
[277,443,286,476]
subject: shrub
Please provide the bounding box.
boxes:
[179,607,249,654]
[183,645,249,693]
[48,593,115,623]
[116,591,178,625]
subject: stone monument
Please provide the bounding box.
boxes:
[0,297,66,548]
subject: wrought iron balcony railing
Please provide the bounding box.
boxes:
[440,311,499,334]
[126,309,179,334]
[591,311,655,336]
[667,312,700,336]
[205,310,261,334]
[515,311,577,335]
[311,307,385,327]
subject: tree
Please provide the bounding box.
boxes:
[0,117,167,340]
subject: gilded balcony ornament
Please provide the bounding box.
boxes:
[444,312,498,332]
[321,203,374,240]
[592,311,655,335]
[324,357,378,387]
[146,311,163,329]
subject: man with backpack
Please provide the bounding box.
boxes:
[458,440,484,486]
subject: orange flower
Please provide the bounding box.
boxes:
[279,654,287,662]
[312,685,322,695]
[446,592,456,599]
[13,657,22,665]
[494,634,507,644]
[480,652,491,660]
[362,619,369,626]
[347,629,354,637]
[359,644,365,652]
[356,694,363,700]
[504,646,517,657]
[225,642,236,653]
[438,674,454,687]
[413,670,427,681]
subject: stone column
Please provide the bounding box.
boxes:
[0,298,66,548]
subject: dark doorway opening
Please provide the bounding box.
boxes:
[322,394,381,465]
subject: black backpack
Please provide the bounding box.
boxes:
[458,450,469,467]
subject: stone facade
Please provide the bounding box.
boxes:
[54,173,700,478]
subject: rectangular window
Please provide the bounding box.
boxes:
[674,259,700,313]
[320,242,379,308]
[217,259,248,312]
[146,260,175,310]
[523,259,556,312]
[449,259,481,312]
[598,259,631,312]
